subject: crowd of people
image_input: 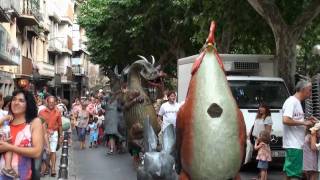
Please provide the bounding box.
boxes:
[0,79,319,180]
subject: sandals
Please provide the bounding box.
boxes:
[51,169,56,177]
[1,168,19,178]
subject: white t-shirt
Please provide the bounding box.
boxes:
[158,101,180,131]
[0,110,8,118]
[252,116,273,137]
[38,105,46,114]
[96,115,104,127]
[282,96,305,149]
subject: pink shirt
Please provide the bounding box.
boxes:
[86,103,95,115]
[72,104,82,114]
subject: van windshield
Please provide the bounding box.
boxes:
[229,80,290,109]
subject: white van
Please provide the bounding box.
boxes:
[177,54,290,163]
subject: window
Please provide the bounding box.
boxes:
[229,80,290,109]
[48,53,55,65]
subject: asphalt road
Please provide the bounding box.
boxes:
[69,139,283,180]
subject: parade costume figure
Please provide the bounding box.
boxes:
[137,119,176,180]
[122,56,162,155]
[176,21,246,180]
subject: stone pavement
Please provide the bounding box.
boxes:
[42,141,75,180]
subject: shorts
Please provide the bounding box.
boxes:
[78,127,86,141]
[257,160,268,169]
[89,132,98,143]
[283,148,303,178]
[49,131,58,153]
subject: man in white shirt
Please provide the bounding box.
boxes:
[282,80,315,179]
[158,91,180,132]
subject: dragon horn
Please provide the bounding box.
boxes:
[122,65,130,75]
[138,55,149,63]
[114,65,121,77]
[151,55,155,65]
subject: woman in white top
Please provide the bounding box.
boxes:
[251,103,273,142]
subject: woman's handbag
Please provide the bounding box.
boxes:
[62,116,71,131]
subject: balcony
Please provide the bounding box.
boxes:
[47,0,61,23]
[72,65,86,76]
[0,25,20,65]
[20,56,33,76]
[17,0,42,26]
[35,61,55,77]
[11,0,21,16]
[60,66,74,83]
[48,37,63,53]
[58,36,72,55]
[60,3,74,25]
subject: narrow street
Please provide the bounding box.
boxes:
[63,135,283,180]
[70,141,135,180]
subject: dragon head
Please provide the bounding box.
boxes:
[130,55,165,87]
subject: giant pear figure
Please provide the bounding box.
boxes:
[176,21,246,180]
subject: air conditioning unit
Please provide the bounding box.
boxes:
[228,61,260,72]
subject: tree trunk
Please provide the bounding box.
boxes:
[275,31,297,93]
[218,19,234,53]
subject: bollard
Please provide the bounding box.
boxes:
[63,139,68,146]
[58,133,69,179]
[60,153,68,166]
[58,164,68,179]
[64,132,69,140]
[62,146,68,156]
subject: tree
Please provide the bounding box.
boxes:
[78,0,201,77]
[247,0,320,90]
[78,0,275,76]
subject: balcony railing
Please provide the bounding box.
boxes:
[0,0,10,10]
[0,25,20,65]
[20,56,33,75]
[48,37,63,53]
[60,66,74,82]
[47,0,61,22]
[36,61,55,77]
[11,0,21,15]
[72,65,86,76]
[19,0,42,26]
[60,3,74,25]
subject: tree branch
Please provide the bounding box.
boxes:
[291,0,320,40]
[247,0,287,36]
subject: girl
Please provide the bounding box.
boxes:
[303,124,318,180]
[88,117,98,148]
[96,110,104,145]
[254,130,272,180]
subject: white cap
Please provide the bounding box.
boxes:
[99,89,103,93]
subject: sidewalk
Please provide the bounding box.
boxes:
[42,141,75,180]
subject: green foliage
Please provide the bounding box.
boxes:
[297,16,320,76]
[78,0,320,76]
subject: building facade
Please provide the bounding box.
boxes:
[0,0,100,103]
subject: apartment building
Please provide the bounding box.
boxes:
[0,0,99,101]
[72,1,89,97]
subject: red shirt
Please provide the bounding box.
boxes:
[10,123,26,144]
[39,107,62,131]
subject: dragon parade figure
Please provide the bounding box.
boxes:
[120,56,163,161]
